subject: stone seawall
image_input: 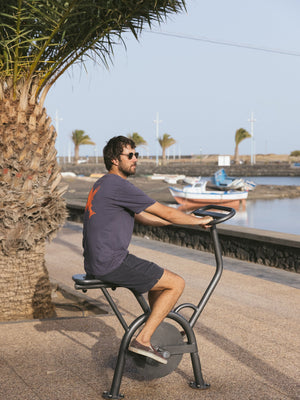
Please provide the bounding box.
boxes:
[61,160,300,177]
[67,203,300,274]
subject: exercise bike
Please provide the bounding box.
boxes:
[72,204,236,399]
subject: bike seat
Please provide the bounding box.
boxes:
[72,273,118,291]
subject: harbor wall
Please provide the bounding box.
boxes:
[60,160,300,177]
[67,203,300,274]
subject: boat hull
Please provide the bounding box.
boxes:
[169,186,248,211]
[173,196,246,211]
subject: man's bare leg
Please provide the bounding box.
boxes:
[134,269,185,347]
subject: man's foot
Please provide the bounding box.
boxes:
[128,339,168,364]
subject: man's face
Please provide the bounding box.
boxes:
[116,145,138,177]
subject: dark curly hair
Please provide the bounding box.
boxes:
[103,136,136,171]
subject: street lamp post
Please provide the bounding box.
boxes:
[248,112,256,165]
[154,112,162,166]
[94,147,98,164]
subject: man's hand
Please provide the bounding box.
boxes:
[197,215,213,228]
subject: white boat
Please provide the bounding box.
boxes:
[183,176,201,185]
[149,174,185,183]
[61,172,77,178]
[150,173,166,180]
[169,180,248,210]
[163,175,185,184]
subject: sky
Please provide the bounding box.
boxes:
[44,0,300,159]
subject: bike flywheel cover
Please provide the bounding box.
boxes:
[126,321,183,380]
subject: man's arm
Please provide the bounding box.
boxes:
[135,211,171,226]
[144,202,213,226]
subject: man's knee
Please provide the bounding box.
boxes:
[176,275,185,294]
[151,269,185,293]
[165,270,185,293]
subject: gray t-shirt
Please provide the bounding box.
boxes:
[83,174,155,276]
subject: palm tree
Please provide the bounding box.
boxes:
[72,130,95,164]
[127,132,148,158]
[234,128,251,164]
[158,133,176,164]
[0,1,186,321]
[127,132,147,148]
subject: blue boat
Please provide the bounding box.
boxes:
[211,168,256,191]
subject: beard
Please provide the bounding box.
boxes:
[119,163,137,177]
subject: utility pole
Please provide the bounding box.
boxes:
[248,111,256,165]
[154,112,162,166]
[55,110,63,163]
[68,143,71,163]
[94,146,98,164]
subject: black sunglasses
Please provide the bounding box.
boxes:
[120,152,139,160]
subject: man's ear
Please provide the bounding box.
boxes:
[111,157,119,166]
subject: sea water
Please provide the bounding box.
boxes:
[202,176,300,186]
[225,177,300,235]
[191,176,300,235]
[242,176,300,186]
[227,197,300,235]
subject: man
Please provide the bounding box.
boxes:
[83,136,213,364]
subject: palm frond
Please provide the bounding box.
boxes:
[0,0,186,99]
[235,128,251,145]
[71,129,95,146]
[159,133,176,148]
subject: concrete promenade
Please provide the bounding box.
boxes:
[0,221,299,400]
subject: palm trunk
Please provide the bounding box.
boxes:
[0,82,67,321]
[74,145,79,164]
[0,243,54,320]
[162,148,166,165]
[234,144,239,164]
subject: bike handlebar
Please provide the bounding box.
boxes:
[193,205,236,225]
